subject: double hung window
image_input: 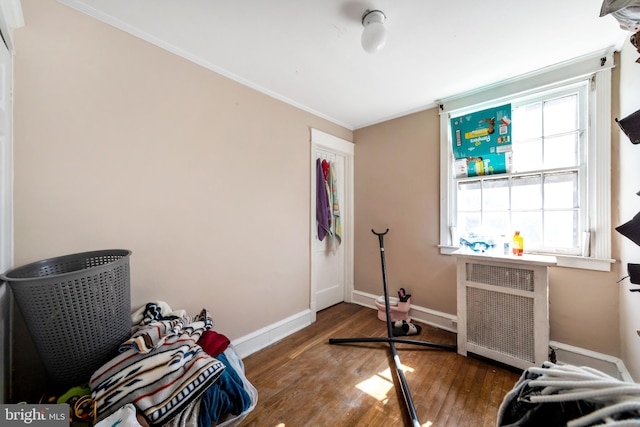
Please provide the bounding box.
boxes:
[439,51,614,271]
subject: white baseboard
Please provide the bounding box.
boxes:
[227,292,456,360]
[351,290,458,333]
[231,309,313,359]
[352,291,632,381]
[229,296,633,384]
[549,341,633,382]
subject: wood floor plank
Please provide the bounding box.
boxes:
[241,303,521,426]
[483,365,521,426]
[455,360,490,427]
[436,358,473,426]
[482,368,512,427]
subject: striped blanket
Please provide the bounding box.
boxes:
[90,305,225,425]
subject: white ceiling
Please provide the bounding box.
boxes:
[58,0,628,130]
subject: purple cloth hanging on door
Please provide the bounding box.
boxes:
[316,158,331,241]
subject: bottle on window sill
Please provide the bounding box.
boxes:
[501,235,509,255]
[512,231,524,256]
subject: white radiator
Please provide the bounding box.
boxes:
[453,252,556,370]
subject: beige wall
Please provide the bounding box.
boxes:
[617,38,640,381]
[354,105,621,357]
[548,267,619,355]
[353,110,457,315]
[12,0,351,342]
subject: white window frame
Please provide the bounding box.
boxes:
[438,49,615,272]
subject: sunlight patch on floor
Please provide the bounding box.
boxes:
[422,422,433,426]
[355,364,416,401]
[355,372,393,401]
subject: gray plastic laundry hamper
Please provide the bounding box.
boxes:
[1,249,132,387]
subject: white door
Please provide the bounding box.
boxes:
[313,150,345,311]
[0,15,14,275]
[0,18,15,406]
[310,129,354,315]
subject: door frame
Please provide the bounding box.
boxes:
[310,128,354,322]
[0,0,23,405]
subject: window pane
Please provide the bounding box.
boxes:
[544,172,578,209]
[458,212,481,235]
[512,138,542,172]
[457,180,481,211]
[511,175,541,210]
[543,133,579,168]
[484,211,510,236]
[483,178,509,211]
[513,102,541,140]
[512,211,542,249]
[543,94,578,136]
[544,210,578,249]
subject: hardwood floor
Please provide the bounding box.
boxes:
[241,303,521,427]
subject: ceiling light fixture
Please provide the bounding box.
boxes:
[361,9,387,54]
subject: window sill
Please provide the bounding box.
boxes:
[553,254,615,272]
[439,245,461,255]
[439,245,615,272]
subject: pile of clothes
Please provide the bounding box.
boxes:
[90,302,257,427]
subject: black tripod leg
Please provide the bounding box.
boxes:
[328,337,456,351]
[390,341,421,427]
[329,337,392,345]
[371,228,394,339]
[392,338,457,351]
[371,229,421,426]
[328,228,456,426]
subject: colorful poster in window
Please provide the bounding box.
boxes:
[451,104,512,177]
[453,152,512,178]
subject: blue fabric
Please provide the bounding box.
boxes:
[199,353,252,426]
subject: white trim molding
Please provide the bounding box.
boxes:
[0,7,16,406]
[0,0,24,52]
[309,128,355,322]
[549,340,633,382]
[231,309,313,359]
[57,0,353,130]
[351,290,458,333]
[589,67,613,262]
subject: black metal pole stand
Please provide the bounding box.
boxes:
[329,229,456,427]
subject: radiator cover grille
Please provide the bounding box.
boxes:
[466,287,535,363]
[466,263,534,292]
[455,255,552,370]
